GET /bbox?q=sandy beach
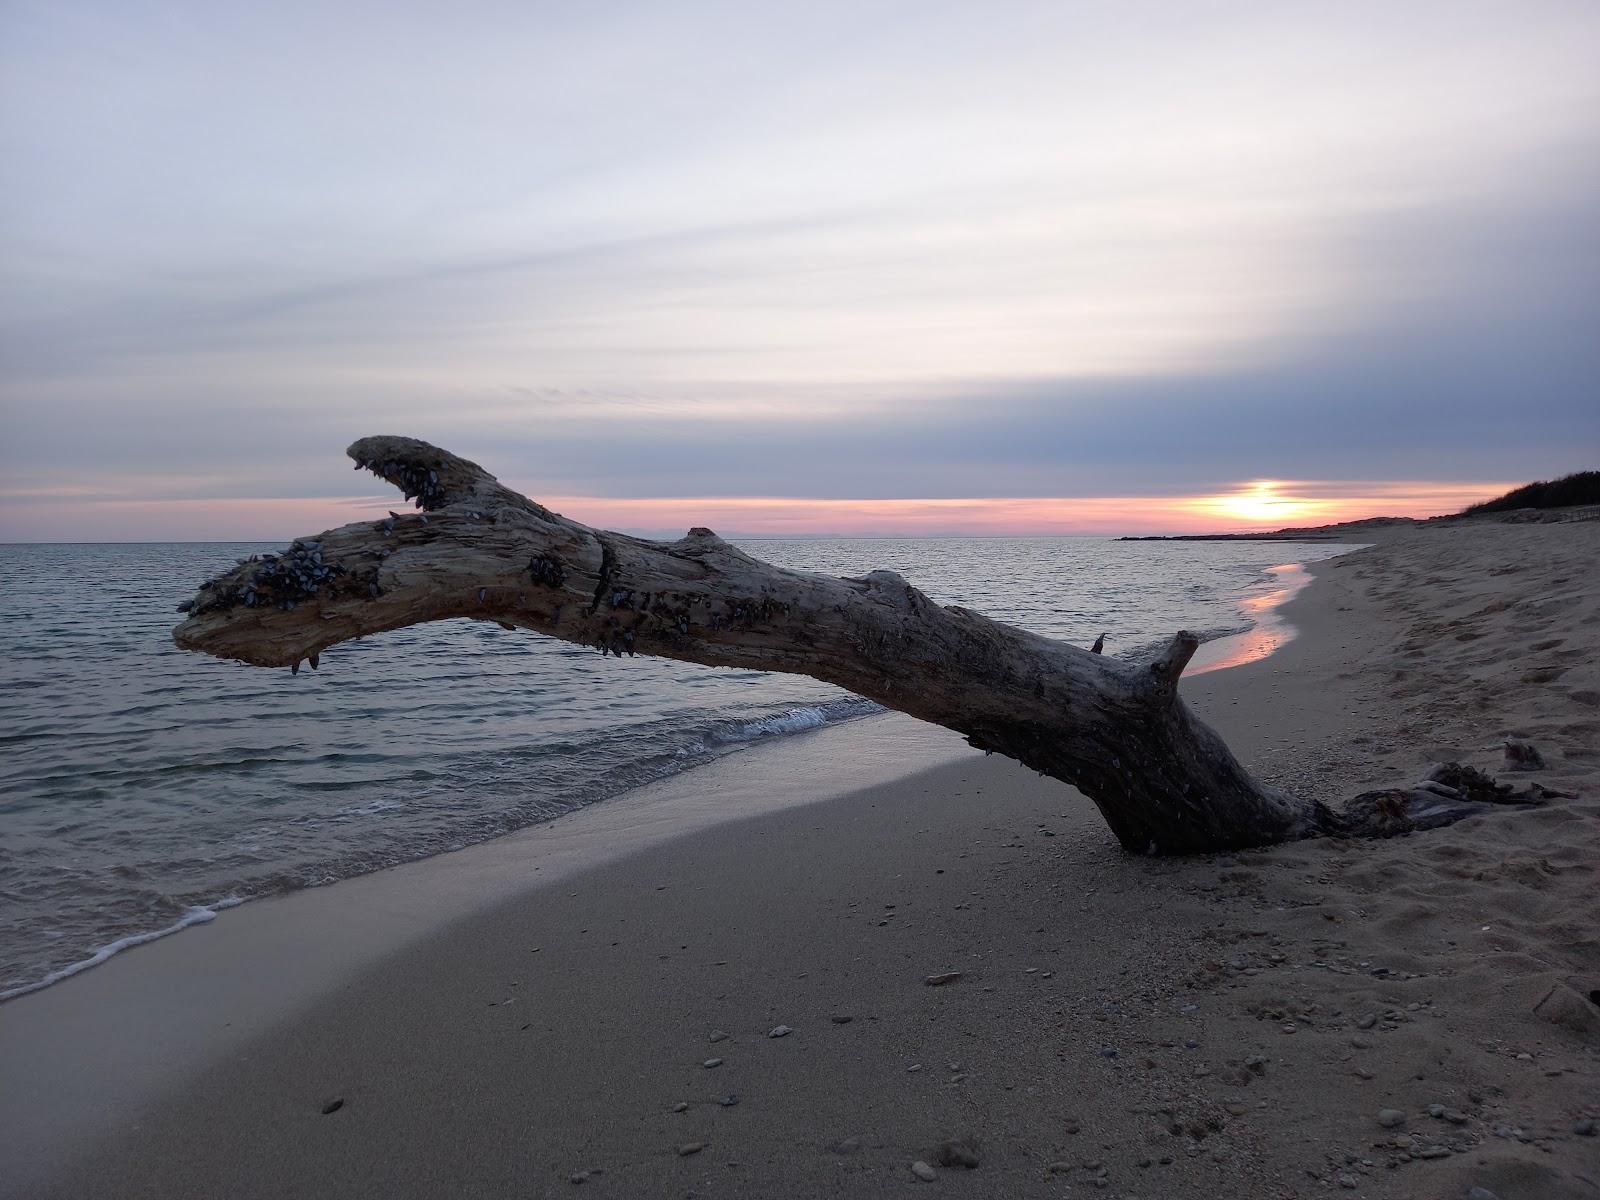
[3,521,1597,1199]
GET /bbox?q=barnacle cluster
[596,628,637,657]
[529,553,567,587]
[354,453,449,511]
[579,587,792,659]
[180,541,349,615]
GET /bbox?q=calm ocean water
[0,537,1356,997]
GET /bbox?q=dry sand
[4,521,1597,1199]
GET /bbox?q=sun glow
[1183,480,1334,527]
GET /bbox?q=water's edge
[0,698,882,1002]
[0,541,1360,1000]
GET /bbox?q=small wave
[0,896,245,1003]
[689,697,882,752]
[711,696,881,741]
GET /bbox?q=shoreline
[0,695,888,1006]
[1188,559,1324,676]
[0,709,978,1192]
[0,544,1361,1191]
[0,548,1332,1007]
[5,523,1596,1198]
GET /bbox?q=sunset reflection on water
[1187,562,1311,676]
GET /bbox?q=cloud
[1,1,1597,539]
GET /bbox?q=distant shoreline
[1117,532,1354,542]
[1120,500,1600,542]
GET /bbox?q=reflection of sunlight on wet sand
[1187,563,1310,676]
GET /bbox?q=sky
[2,0,1597,540]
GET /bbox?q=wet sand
[3,521,1596,1199]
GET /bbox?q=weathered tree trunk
[173,436,1530,854]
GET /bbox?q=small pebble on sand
[768,1025,792,1038]
[703,1058,723,1069]
[910,1160,937,1181]
[1377,1108,1406,1128]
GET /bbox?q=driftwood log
[173,436,1536,854]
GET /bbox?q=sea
[0,537,1358,998]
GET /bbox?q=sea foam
[0,897,244,1002]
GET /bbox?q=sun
[1189,480,1324,527]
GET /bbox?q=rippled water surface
[0,537,1356,994]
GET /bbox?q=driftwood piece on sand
[173,436,1534,855]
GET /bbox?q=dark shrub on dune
[1461,470,1600,515]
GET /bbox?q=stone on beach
[1503,738,1545,770]
[932,1138,981,1169]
